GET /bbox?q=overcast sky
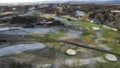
[0,0,116,3]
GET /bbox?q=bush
[9,62,32,68]
[99,40,108,44]
[0,59,32,68]
[23,24,35,28]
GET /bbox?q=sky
[0,0,117,3]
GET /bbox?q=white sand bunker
[105,54,118,61]
[66,49,77,56]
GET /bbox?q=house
[28,7,36,11]
[111,10,120,13]
[75,10,86,17]
[12,7,17,11]
[86,18,100,24]
[92,27,100,31]
[19,10,42,17]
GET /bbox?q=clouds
[0,0,44,3]
[67,0,114,1]
[0,0,118,3]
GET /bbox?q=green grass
[99,30,120,53]
[49,32,66,40]
[1,52,27,58]
[0,23,4,26]
[44,42,63,48]
[59,15,78,22]
[61,61,120,68]
[30,32,50,41]
[42,14,56,18]
[30,32,66,41]
[71,19,101,29]
[82,36,97,46]
[31,32,66,50]
[102,30,120,40]
[95,62,120,68]
[71,18,118,33]
[112,20,120,23]
[105,42,120,53]
[99,39,108,44]
[98,38,120,53]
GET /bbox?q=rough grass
[71,18,101,29]
[44,42,63,49]
[49,32,65,40]
[61,61,120,68]
[31,31,66,41]
[0,23,4,26]
[95,62,120,68]
[42,14,56,18]
[81,34,97,46]
[98,39,108,44]
[105,43,120,53]
[0,58,32,68]
[102,30,120,40]
[100,30,120,53]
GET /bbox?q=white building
[75,10,86,17]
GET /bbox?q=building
[75,10,86,17]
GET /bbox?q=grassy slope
[23,16,120,67]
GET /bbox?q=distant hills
[0,0,120,6]
[67,0,120,4]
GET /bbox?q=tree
[87,12,95,18]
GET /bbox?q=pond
[0,27,56,35]
[0,43,46,57]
